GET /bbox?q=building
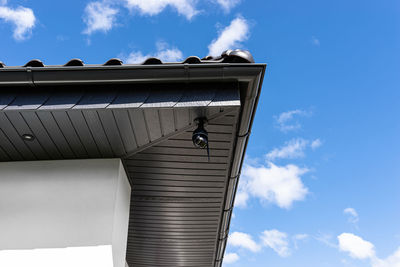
[0,50,266,267]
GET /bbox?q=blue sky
[1,0,400,266]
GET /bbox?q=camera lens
[194,134,208,148]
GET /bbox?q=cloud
[266,138,322,161]
[372,248,400,267]
[311,139,322,150]
[343,207,359,225]
[124,0,198,20]
[215,0,240,12]
[311,36,320,46]
[293,234,308,249]
[239,162,309,209]
[337,233,400,267]
[224,252,239,264]
[83,2,118,35]
[274,109,311,133]
[0,5,35,40]
[225,230,309,261]
[228,232,261,252]
[266,138,308,161]
[208,16,249,57]
[293,234,308,241]
[261,230,290,257]
[315,232,337,248]
[125,42,183,63]
[234,189,249,208]
[338,233,375,260]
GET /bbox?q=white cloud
[266,138,322,161]
[240,162,309,209]
[293,234,308,249]
[261,230,290,257]
[311,138,322,150]
[311,36,320,46]
[215,0,240,12]
[208,16,249,57]
[0,5,35,40]
[83,2,118,35]
[228,232,261,252]
[338,233,375,260]
[125,51,148,64]
[293,234,308,241]
[225,230,310,260]
[274,109,311,133]
[336,233,400,267]
[124,0,198,20]
[224,252,239,264]
[125,42,183,63]
[266,138,308,161]
[234,189,249,208]
[315,232,337,248]
[344,207,359,225]
[372,248,400,267]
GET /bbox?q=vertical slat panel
[206,107,223,118]
[20,112,63,159]
[39,90,84,110]
[5,112,48,160]
[0,93,16,110]
[0,145,10,161]
[107,88,149,109]
[5,92,49,110]
[82,110,114,157]
[158,109,175,136]
[143,109,162,141]
[66,110,100,158]
[175,87,215,107]
[174,108,190,129]
[51,111,88,158]
[36,111,75,158]
[141,88,183,108]
[112,109,138,153]
[0,128,23,160]
[73,90,117,109]
[209,87,240,107]
[190,108,207,124]
[97,110,126,156]
[128,109,149,147]
[0,113,35,160]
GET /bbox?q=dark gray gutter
[0,64,264,86]
[213,64,266,267]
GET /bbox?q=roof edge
[0,64,266,87]
[213,64,266,267]
[0,49,255,68]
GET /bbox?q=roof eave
[0,63,266,87]
[213,64,266,267]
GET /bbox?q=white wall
[0,245,114,267]
[0,159,131,267]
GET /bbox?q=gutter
[213,64,266,267]
[0,63,265,87]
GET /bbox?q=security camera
[192,118,208,149]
